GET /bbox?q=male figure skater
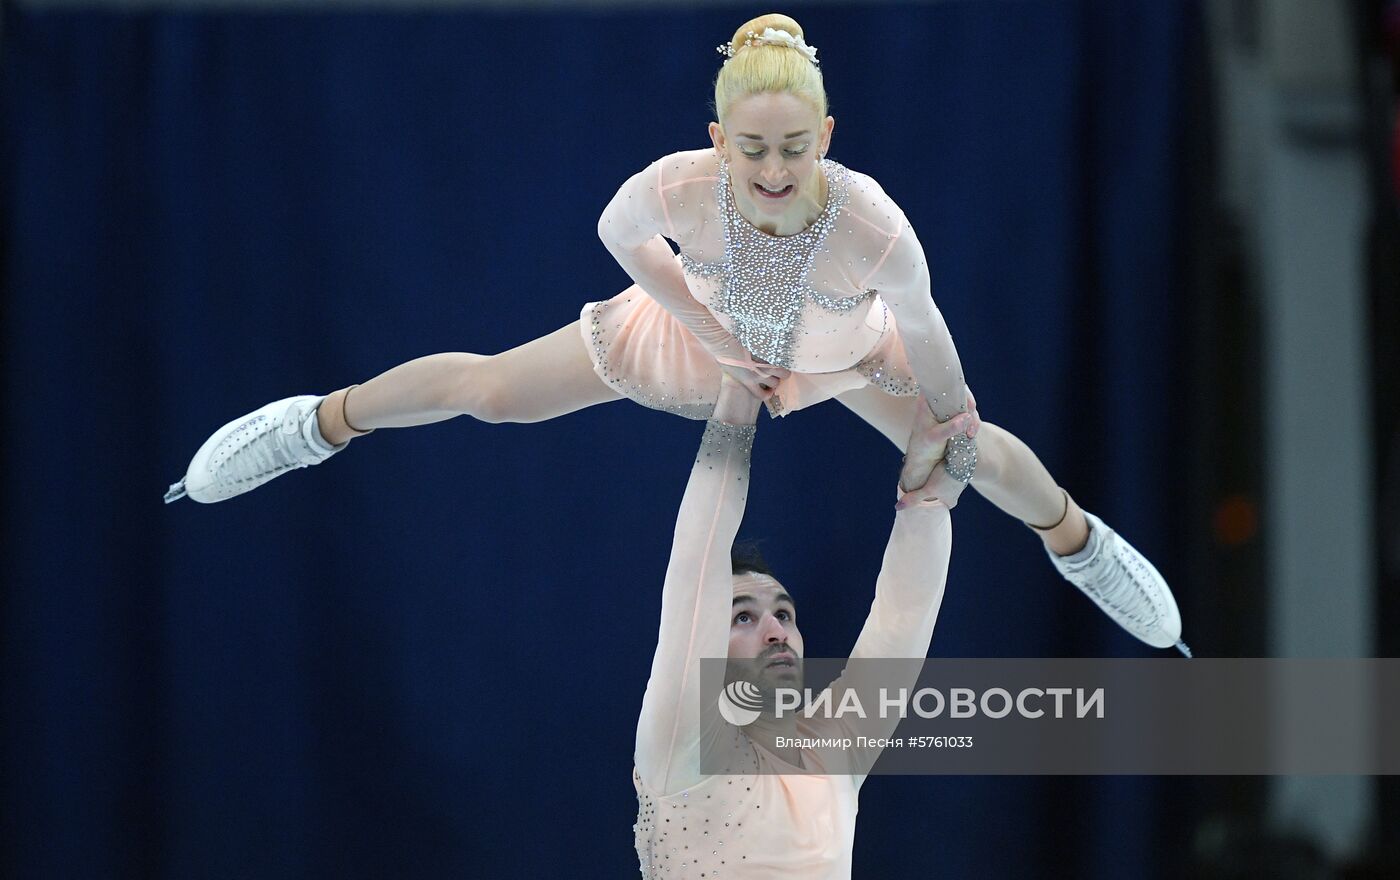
[633,374,967,878]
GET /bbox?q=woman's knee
[435,353,518,424]
[468,361,527,424]
[435,324,617,424]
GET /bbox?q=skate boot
[164,395,345,504]
[1049,511,1190,656]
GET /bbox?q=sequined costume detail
[586,298,717,418]
[710,159,858,368]
[679,252,727,280]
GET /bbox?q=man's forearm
[634,416,757,795]
[851,498,953,661]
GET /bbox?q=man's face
[727,573,804,690]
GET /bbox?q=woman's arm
[598,158,788,399]
[866,216,979,500]
[868,219,971,425]
[634,376,761,795]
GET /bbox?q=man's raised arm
[634,377,761,796]
[850,413,970,663]
[821,416,969,778]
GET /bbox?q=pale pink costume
[586,149,969,421]
[633,421,952,878]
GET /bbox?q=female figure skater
[165,13,1185,653]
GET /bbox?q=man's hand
[897,412,974,509]
[965,386,981,437]
[713,372,764,426]
[716,355,790,402]
[898,389,979,497]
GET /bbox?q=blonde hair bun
[715,12,828,123]
[726,12,805,56]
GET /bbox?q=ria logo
[718,680,764,727]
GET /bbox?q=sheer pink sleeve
[865,211,971,423]
[598,156,744,361]
[849,493,953,661]
[813,492,952,784]
[634,421,754,796]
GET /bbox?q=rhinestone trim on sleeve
[698,420,756,465]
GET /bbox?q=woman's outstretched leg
[317,320,621,444]
[834,385,1184,651]
[834,387,1073,528]
[168,320,619,503]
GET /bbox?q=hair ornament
[715,27,820,65]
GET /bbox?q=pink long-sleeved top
[633,421,953,878]
[597,150,970,421]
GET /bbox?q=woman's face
[709,92,835,224]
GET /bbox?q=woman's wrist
[711,374,762,426]
[943,432,978,483]
[918,394,978,483]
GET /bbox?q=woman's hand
[716,355,790,402]
[712,372,764,426]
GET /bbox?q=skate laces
[1080,538,1160,628]
[224,407,307,485]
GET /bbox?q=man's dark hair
[731,540,777,578]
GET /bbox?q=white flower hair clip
[715,27,820,65]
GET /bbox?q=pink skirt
[579,286,920,420]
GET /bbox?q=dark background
[2,0,1395,877]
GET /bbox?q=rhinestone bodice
[677,157,880,370]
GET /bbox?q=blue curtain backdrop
[1,2,1195,877]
